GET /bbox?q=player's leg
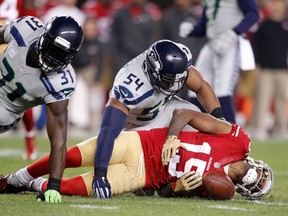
[81,163,146,197]
[35,175,89,196]
[1,132,140,192]
[35,159,146,197]
[34,132,146,197]
[1,138,96,190]
[250,71,273,139]
[34,162,146,197]
[22,109,37,160]
[212,42,239,123]
[81,131,146,196]
[272,70,288,138]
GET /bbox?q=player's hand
[174,171,202,192]
[36,189,62,203]
[162,135,186,166]
[179,21,194,38]
[209,30,238,55]
[92,169,111,199]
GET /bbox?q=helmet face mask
[235,157,274,200]
[145,40,189,96]
[36,16,83,73]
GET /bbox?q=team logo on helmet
[147,49,162,71]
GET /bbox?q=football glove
[208,30,238,55]
[92,168,112,199]
[179,21,194,38]
[162,135,187,166]
[173,171,202,192]
[36,189,62,203]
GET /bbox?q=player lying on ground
[0,109,273,201]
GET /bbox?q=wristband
[47,177,61,192]
[94,167,108,179]
[210,107,224,119]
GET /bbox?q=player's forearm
[196,82,221,114]
[234,0,259,34]
[167,109,191,136]
[48,139,66,181]
[47,130,67,180]
[94,106,127,170]
[46,106,68,183]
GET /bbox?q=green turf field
[0,135,287,216]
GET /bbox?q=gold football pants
[76,131,146,196]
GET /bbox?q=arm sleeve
[233,0,259,34]
[188,8,207,37]
[94,106,127,169]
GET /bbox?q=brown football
[201,171,235,200]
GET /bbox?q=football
[201,171,235,200]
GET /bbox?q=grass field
[0,135,288,216]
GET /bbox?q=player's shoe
[23,137,37,160]
[0,174,27,194]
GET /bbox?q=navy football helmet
[36,16,84,72]
[145,40,189,96]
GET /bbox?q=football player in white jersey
[0,15,83,202]
[92,39,226,198]
[0,0,38,161]
[179,0,259,123]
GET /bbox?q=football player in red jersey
[0,109,273,200]
[0,0,37,160]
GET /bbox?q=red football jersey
[0,0,35,24]
[137,124,251,188]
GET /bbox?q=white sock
[7,167,34,187]
[28,177,46,192]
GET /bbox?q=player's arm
[93,97,129,199]
[234,0,259,34]
[185,66,224,119]
[37,100,69,203]
[162,108,231,165]
[157,171,202,198]
[169,109,231,137]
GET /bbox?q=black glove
[92,168,111,199]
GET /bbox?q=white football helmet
[235,157,274,200]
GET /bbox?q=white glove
[179,22,194,38]
[209,30,238,55]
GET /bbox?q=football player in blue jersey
[0,15,83,202]
[92,39,226,199]
[179,0,259,123]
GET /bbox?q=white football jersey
[110,44,195,127]
[204,0,244,39]
[0,16,76,122]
